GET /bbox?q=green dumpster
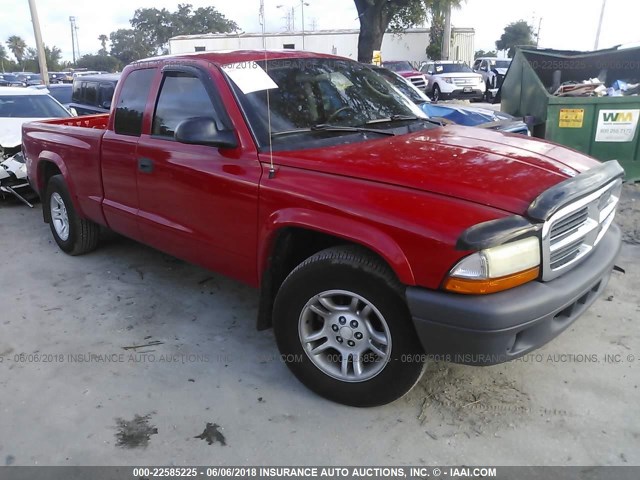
[501,46,640,180]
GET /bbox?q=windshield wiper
[271,123,396,138]
[366,115,445,127]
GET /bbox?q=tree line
[1,36,64,72]
[1,1,535,74]
[1,3,237,73]
[355,1,536,62]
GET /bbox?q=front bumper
[439,88,484,100]
[406,224,622,365]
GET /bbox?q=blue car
[372,66,530,135]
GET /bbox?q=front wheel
[46,175,100,255]
[484,81,492,102]
[273,246,425,407]
[432,84,441,102]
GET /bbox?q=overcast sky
[2,0,639,62]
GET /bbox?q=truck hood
[270,125,599,215]
[396,71,422,78]
[0,117,48,149]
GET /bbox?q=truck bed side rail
[37,114,109,130]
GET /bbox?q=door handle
[138,157,154,173]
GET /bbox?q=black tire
[485,81,492,102]
[45,174,100,255]
[273,246,425,407]
[432,84,441,102]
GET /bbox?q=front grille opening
[554,303,575,320]
[576,292,589,305]
[550,238,584,269]
[550,207,589,242]
[554,287,598,321]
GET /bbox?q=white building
[169,28,475,66]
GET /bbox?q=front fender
[259,207,415,285]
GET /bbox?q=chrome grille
[408,76,426,90]
[542,179,622,281]
[550,237,585,270]
[549,206,589,242]
[454,78,476,85]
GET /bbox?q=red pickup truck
[23,51,623,407]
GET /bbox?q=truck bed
[22,114,109,225]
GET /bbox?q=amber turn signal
[443,267,540,295]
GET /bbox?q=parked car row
[380,57,513,103]
[0,70,112,88]
[372,66,529,135]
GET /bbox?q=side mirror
[175,117,237,149]
[481,66,488,72]
[68,107,78,117]
[427,70,433,75]
[101,100,112,109]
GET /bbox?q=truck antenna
[265,52,276,179]
[261,0,276,179]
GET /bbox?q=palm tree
[6,35,27,66]
[98,34,109,54]
[426,0,464,60]
[0,44,8,72]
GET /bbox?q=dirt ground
[0,184,638,466]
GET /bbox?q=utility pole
[301,0,305,50]
[536,18,543,47]
[69,17,77,63]
[259,0,266,49]
[28,0,49,86]
[594,0,607,50]
[441,3,452,60]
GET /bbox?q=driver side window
[153,72,220,138]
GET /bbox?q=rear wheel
[46,175,100,255]
[273,246,425,407]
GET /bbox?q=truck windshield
[490,60,511,69]
[226,58,429,150]
[382,61,414,72]
[0,95,71,118]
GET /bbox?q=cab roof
[134,49,347,67]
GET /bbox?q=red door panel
[136,138,262,285]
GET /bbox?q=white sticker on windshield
[222,61,279,94]
[329,72,354,91]
[435,65,443,73]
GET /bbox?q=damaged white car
[0,87,72,206]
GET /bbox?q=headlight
[443,236,540,294]
[443,77,453,84]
